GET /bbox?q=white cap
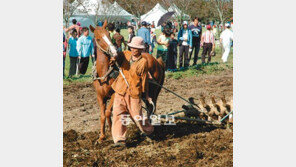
[225,23,231,27]
[183,21,188,25]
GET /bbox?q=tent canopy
[110,1,133,17]
[66,0,135,37]
[74,0,111,15]
[73,0,134,19]
[68,0,135,29]
[167,4,190,20]
[140,3,168,27]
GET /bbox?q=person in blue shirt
[76,27,94,75]
[98,21,103,27]
[137,21,151,53]
[177,21,192,69]
[68,29,79,77]
[188,17,202,66]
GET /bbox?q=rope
[148,80,220,121]
[92,61,114,81]
[148,80,201,110]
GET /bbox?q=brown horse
[89,21,165,143]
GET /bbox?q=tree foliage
[65,0,232,26]
[110,0,232,24]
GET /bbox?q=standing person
[150,28,156,55]
[174,20,179,31]
[137,21,152,53]
[111,37,154,147]
[220,23,233,63]
[76,22,82,37]
[156,29,170,68]
[127,21,131,26]
[127,26,135,43]
[200,25,215,64]
[64,19,81,37]
[76,27,95,75]
[177,21,192,69]
[107,23,116,44]
[151,21,155,28]
[98,21,103,27]
[127,26,135,51]
[113,28,127,52]
[167,33,178,71]
[93,37,98,61]
[68,29,79,77]
[212,25,218,39]
[63,32,66,78]
[188,17,202,66]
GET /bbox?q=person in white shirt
[220,23,233,63]
[200,25,215,64]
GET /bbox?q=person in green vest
[107,23,116,45]
[156,28,171,70]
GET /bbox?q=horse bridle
[92,34,116,82]
[94,35,114,56]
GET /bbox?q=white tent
[66,0,135,36]
[70,0,134,24]
[109,1,134,19]
[167,4,190,20]
[140,3,168,28]
[73,0,111,16]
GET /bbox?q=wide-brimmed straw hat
[127,37,146,49]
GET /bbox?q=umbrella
[157,11,175,27]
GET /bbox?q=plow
[147,80,233,126]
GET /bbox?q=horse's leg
[106,93,114,134]
[97,97,107,143]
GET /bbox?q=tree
[75,0,111,25]
[63,0,84,27]
[161,0,194,24]
[210,0,233,28]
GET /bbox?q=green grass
[63,28,233,85]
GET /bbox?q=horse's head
[90,20,118,57]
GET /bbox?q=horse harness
[92,38,118,82]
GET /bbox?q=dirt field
[63,70,233,166]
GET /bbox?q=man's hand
[92,55,95,58]
[149,45,152,52]
[146,96,153,104]
[78,56,81,59]
[109,57,116,66]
